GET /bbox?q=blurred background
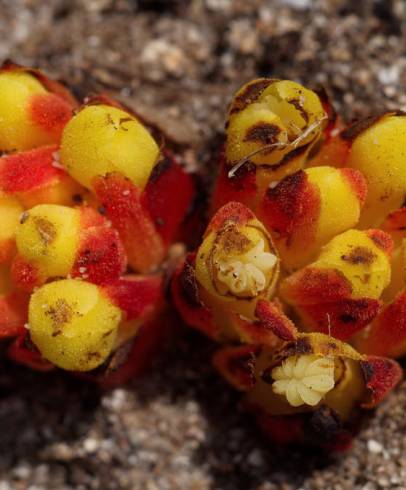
[0,1,405,489]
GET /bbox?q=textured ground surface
[0,1,406,489]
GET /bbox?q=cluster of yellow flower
[0,62,193,385]
[174,78,405,448]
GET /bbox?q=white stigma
[216,239,277,296]
[271,354,335,407]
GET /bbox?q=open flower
[214,238,278,297]
[173,202,280,343]
[214,314,402,446]
[195,203,279,307]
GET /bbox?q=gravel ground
[0,1,405,489]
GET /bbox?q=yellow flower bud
[261,166,367,270]
[280,229,392,339]
[181,203,281,343]
[0,70,73,151]
[29,279,121,371]
[346,114,406,227]
[15,204,80,280]
[0,72,48,150]
[60,104,160,191]
[282,229,392,305]
[307,167,366,259]
[311,229,392,299]
[225,79,326,180]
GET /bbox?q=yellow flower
[60,103,159,191]
[346,113,406,227]
[225,79,326,179]
[29,279,121,371]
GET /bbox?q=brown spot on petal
[341,246,376,265]
[244,123,281,145]
[218,226,251,255]
[33,217,57,246]
[341,111,406,141]
[230,79,275,114]
[289,98,309,123]
[45,299,76,331]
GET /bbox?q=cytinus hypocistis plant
[173,78,406,448]
[0,62,195,387]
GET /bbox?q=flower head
[196,203,279,309]
[225,79,326,178]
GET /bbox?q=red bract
[93,148,194,274]
[356,290,406,358]
[0,145,83,208]
[8,332,54,372]
[103,275,163,321]
[0,292,29,338]
[171,254,220,340]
